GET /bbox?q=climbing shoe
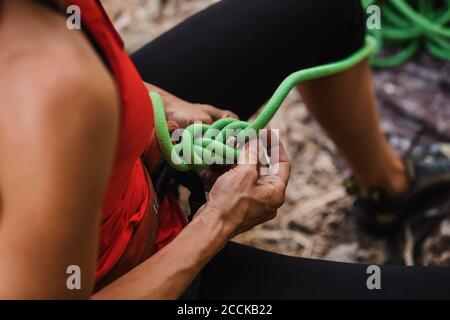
[344,143,450,236]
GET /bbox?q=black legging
[131,0,450,299]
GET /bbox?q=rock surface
[101,0,450,266]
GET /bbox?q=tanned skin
[0,0,290,299]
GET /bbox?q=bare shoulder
[0,0,119,134]
[0,0,120,216]
[0,3,120,298]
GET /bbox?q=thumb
[232,137,259,181]
[238,137,260,167]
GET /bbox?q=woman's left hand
[166,97,239,188]
[165,99,238,129]
[144,82,238,187]
[144,82,238,128]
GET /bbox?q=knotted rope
[150,0,450,171]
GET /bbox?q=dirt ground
[101,0,450,266]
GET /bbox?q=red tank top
[65,0,187,283]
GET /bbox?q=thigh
[191,242,450,299]
[131,0,366,120]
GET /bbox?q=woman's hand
[144,82,239,190]
[144,82,237,128]
[198,134,291,239]
[165,99,238,129]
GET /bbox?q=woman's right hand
[199,133,291,239]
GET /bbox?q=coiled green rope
[150,0,450,171]
[365,0,450,67]
[150,36,377,171]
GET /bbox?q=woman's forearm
[92,207,230,300]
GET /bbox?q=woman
[1,0,449,299]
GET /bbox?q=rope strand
[151,0,450,171]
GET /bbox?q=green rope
[366,0,450,67]
[150,0,450,171]
[150,36,377,171]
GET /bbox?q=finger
[195,114,213,125]
[269,140,290,186]
[255,141,290,209]
[259,129,277,158]
[255,130,272,173]
[235,138,260,180]
[238,137,259,167]
[220,110,239,120]
[203,105,238,121]
[259,130,290,185]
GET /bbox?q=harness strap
[152,160,207,221]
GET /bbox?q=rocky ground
[101,0,450,266]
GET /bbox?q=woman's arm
[92,208,229,299]
[0,1,289,299]
[0,0,121,298]
[1,58,286,300]
[0,30,120,300]
[94,137,290,300]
